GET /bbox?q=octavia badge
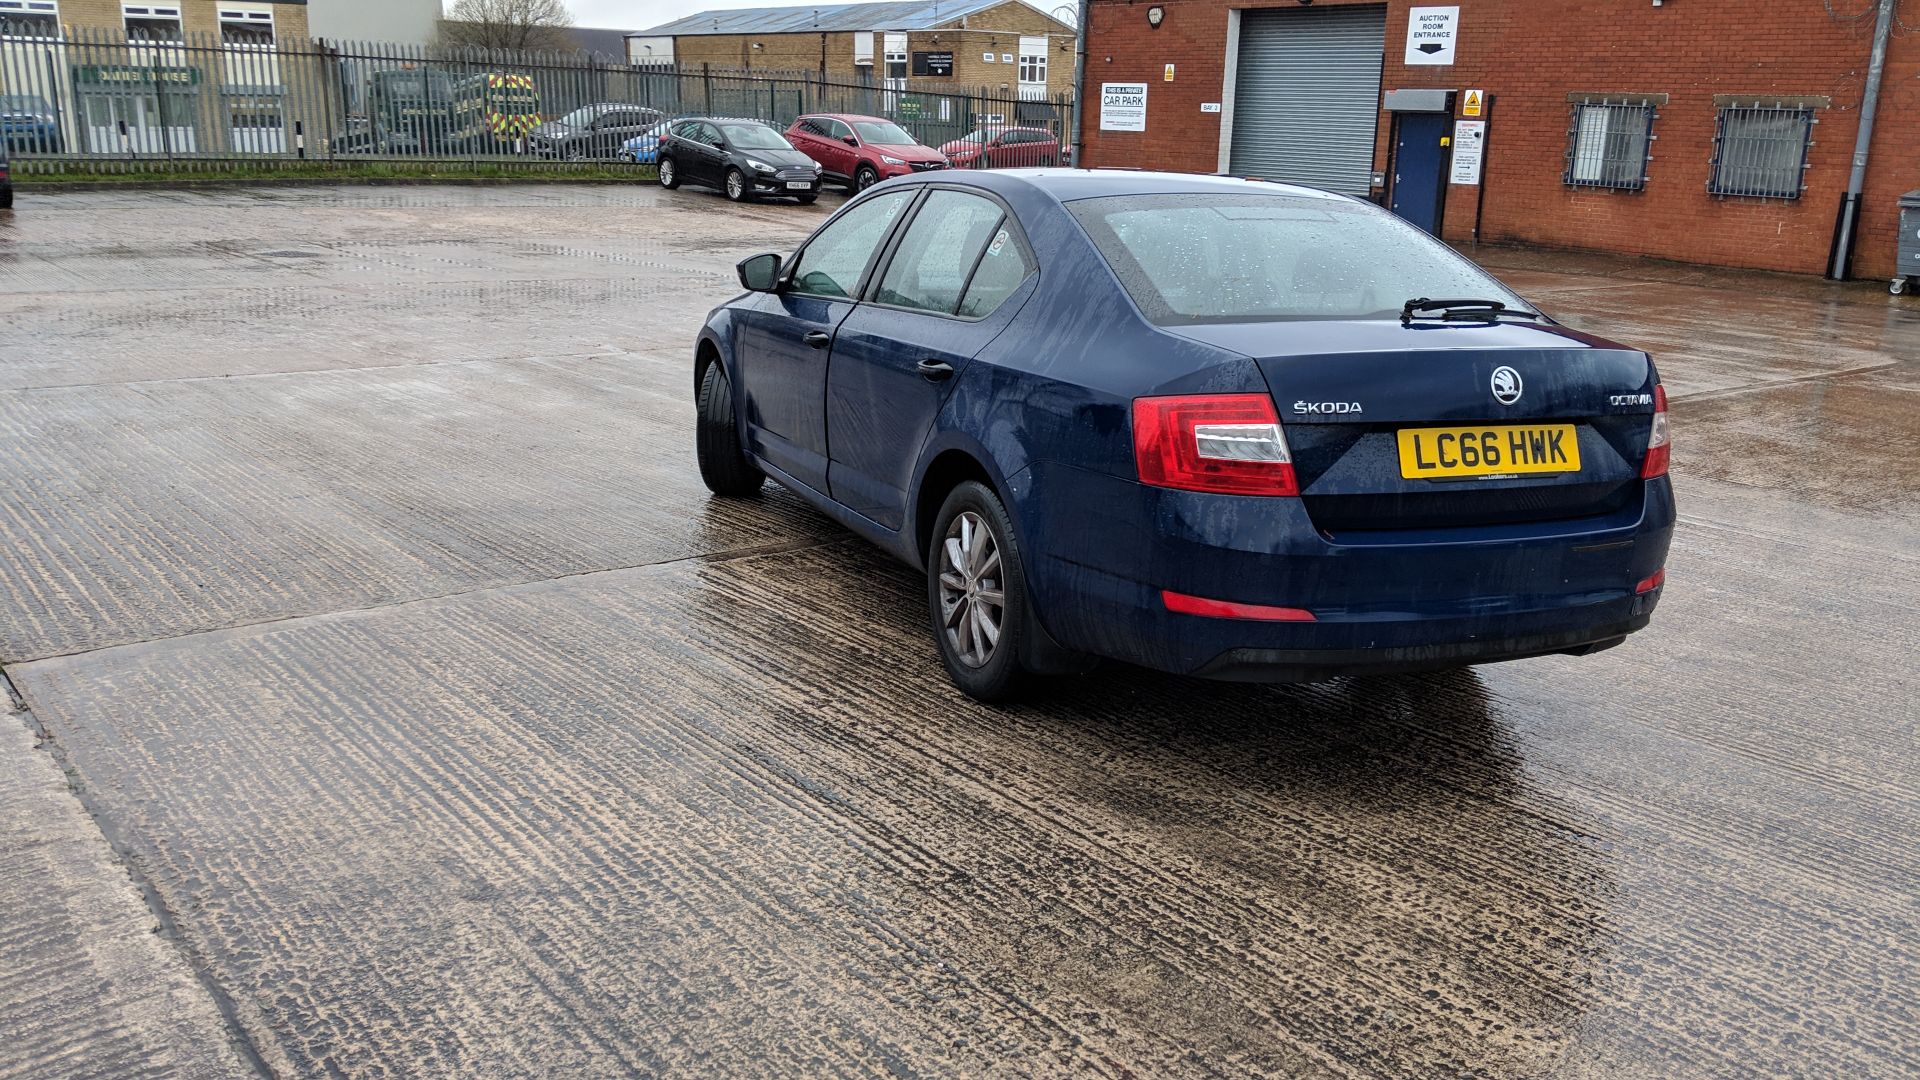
[1490,366,1523,406]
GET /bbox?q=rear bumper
[1010,461,1674,679]
[1190,614,1647,682]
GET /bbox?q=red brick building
[1078,0,1919,282]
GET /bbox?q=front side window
[1709,104,1814,199]
[875,190,1007,315]
[789,190,913,299]
[1565,100,1654,191]
[1069,193,1529,325]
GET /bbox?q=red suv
[784,113,946,192]
[938,127,1062,170]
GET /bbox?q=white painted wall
[626,35,675,66]
[307,0,443,45]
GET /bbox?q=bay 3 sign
[1405,5,1460,66]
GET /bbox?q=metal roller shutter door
[1229,5,1387,196]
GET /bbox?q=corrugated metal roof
[635,0,1015,38]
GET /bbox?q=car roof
[902,168,1349,204]
[797,113,890,124]
[685,115,775,126]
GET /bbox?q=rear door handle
[916,358,954,381]
[803,330,831,349]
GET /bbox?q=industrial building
[1077,0,1918,281]
[631,0,1079,99]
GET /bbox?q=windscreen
[853,121,915,145]
[557,105,604,127]
[1068,193,1532,325]
[719,123,792,149]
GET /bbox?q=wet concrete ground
[0,185,1915,1078]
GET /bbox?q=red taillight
[1162,590,1316,622]
[1635,569,1666,594]
[1641,384,1670,479]
[1132,394,1298,496]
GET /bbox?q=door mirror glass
[737,253,782,292]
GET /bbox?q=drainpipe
[1070,0,1089,165]
[1828,0,1897,280]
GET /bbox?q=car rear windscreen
[1067,193,1530,325]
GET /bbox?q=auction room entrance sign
[1100,83,1148,131]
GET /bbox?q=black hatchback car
[658,117,823,203]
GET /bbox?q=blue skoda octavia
[693,170,1673,700]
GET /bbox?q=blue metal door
[1391,112,1450,235]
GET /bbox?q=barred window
[1710,105,1814,200]
[1565,101,1655,191]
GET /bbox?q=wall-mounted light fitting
[1147,5,1164,28]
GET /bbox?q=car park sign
[1100,83,1148,131]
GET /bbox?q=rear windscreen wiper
[1401,297,1545,325]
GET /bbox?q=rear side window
[1068,192,1528,324]
[789,190,914,299]
[957,228,1033,318]
[875,190,1007,316]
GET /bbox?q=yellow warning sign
[1462,89,1484,117]
[1164,63,1175,82]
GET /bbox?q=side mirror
[841,135,857,146]
[737,253,782,292]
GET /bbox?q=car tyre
[928,481,1030,702]
[0,185,11,211]
[854,164,879,191]
[725,167,751,202]
[695,362,764,497]
[658,156,680,188]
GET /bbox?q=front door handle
[803,330,831,349]
[916,358,954,381]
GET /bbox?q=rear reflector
[1162,589,1316,622]
[1634,569,1666,594]
[1133,394,1298,496]
[1641,384,1671,479]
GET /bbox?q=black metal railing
[0,25,1074,174]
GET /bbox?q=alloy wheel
[659,159,674,185]
[727,171,744,199]
[937,511,1004,669]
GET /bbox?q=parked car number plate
[1397,423,1580,479]
[785,181,812,190]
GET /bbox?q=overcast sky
[554,0,1069,34]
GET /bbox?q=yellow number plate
[1397,424,1580,479]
